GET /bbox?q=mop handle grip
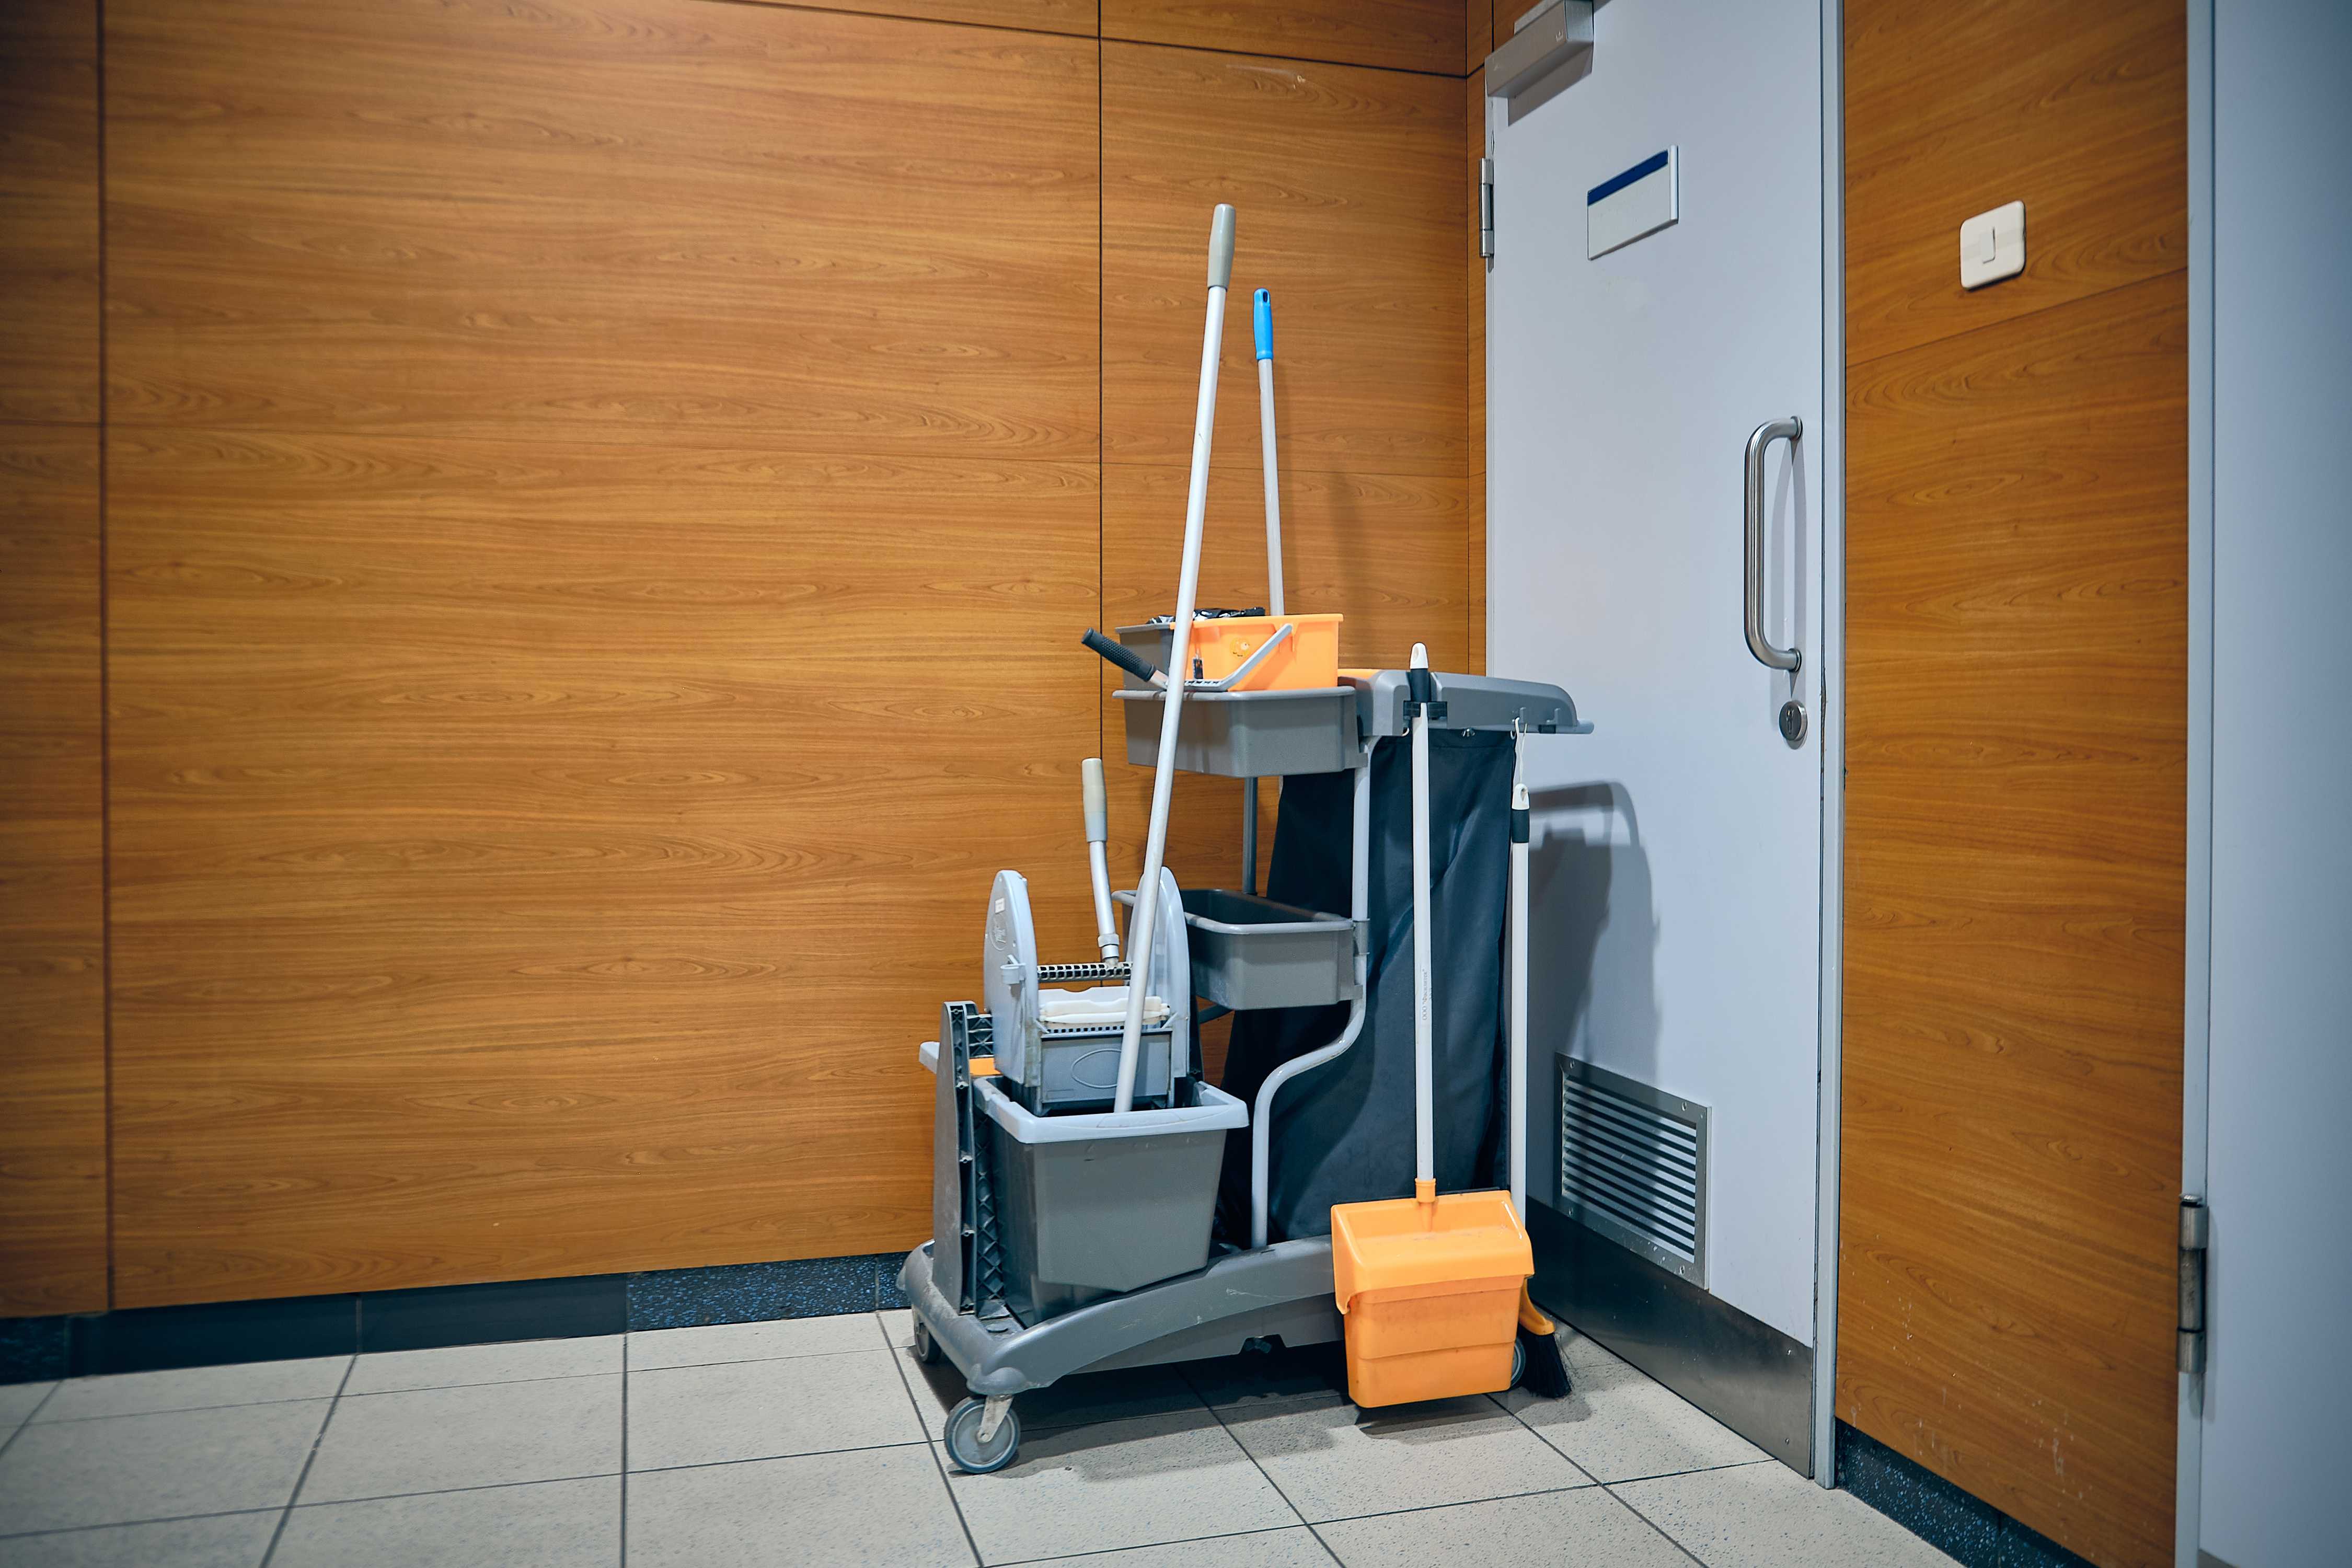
[1081,758,1109,844]
[1081,627,1167,687]
[1207,204,1236,291]
[1253,290,1273,361]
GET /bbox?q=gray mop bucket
[976,1076,1246,1323]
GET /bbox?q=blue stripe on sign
[1587,149,1671,206]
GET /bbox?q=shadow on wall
[1522,780,1663,1223]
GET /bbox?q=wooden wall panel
[1840,274,2187,1568]
[743,0,1098,40]
[1104,42,1467,477]
[1844,0,2185,368]
[100,0,1106,1307]
[1103,0,1463,76]
[0,428,108,1316]
[106,0,1100,460]
[1465,71,1485,672]
[108,436,1100,1305]
[1465,0,1492,73]
[0,0,101,424]
[0,0,1477,1315]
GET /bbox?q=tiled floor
[0,1312,1957,1566]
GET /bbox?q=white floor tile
[627,1314,884,1371]
[1014,1528,1338,1567]
[0,1400,328,1534]
[344,1334,621,1395]
[1317,1487,1690,1567]
[1557,1329,1639,1377]
[273,1474,620,1568]
[35,1358,349,1423]
[628,1443,972,1567]
[0,1382,57,1430]
[1615,1460,1960,1567]
[942,1409,1297,1564]
[629,1348,924,1471]
[1225,1393,1592,1524]
[299,1374,619,1503]
[0,1509,278,1567]
[1498,1357,1768,1483]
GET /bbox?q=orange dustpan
[1329,647,1534,1407]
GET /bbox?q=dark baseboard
[0,1249,913,1382]
[1835,1421,2100,1568]
[1528,1198,1814,1471]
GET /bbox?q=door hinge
[2178,1195,2209,1374]
[1479,157,1496,260]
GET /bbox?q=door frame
[1809,0,1846,1489]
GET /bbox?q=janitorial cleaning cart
[899,204,1587,1472]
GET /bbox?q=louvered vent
[1557,1059,1708,1285]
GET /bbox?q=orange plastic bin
[1185,613,1341,692]
[1329,1187,1534,1407]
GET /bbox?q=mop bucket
[1330,1189,1534,1406]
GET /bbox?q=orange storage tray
[1186,614,1341,692]
[1330,1189,1533,1407]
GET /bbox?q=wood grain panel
[1104,41,1467,477]
[1840,274,2187,1568]
[1465,0,1492,74]
[1103,0,1463,76]
[107,432,1100,1305]
[0,425,108,1315]
[106,0,1099,457]
[0,0,101,423]
[1844,0,2185,368]
[742,0,1097,40]
[1466,70,1485,672]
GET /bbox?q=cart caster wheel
[912,1316,942,1366]
[943,1397,1021,1474]
[1511,1338,1527,1389]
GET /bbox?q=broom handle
[1410,644,1435,1201]
[1509,735,1530,1218]
[1114,203,1235,1114]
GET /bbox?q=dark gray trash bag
[1217,728,1513,1243]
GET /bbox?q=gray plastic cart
[902,664,1582,1473]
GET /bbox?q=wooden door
[1839,4,2188,1565]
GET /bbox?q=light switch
[1959,201,2025,289]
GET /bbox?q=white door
[1486,1,1826,1367]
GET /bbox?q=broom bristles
[1516,1324,1572,1399]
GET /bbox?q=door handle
[1743,416,1803,674]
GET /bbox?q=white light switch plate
[1959,200,2025,289]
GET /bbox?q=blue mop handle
[1252,289,1273,362]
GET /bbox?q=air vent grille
[1558,1058,1708,1285]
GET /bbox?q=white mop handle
[1253,291,1285,619]
[1410,643,1435,1194]
[1082,758,1119,961]
[1114,203,1235,1114]
[1509,739,1530,1219]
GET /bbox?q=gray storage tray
[1117,886,1359,1011]
[1115,686,1356,778]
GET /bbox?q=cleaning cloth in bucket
[1039,987,1170,1029]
